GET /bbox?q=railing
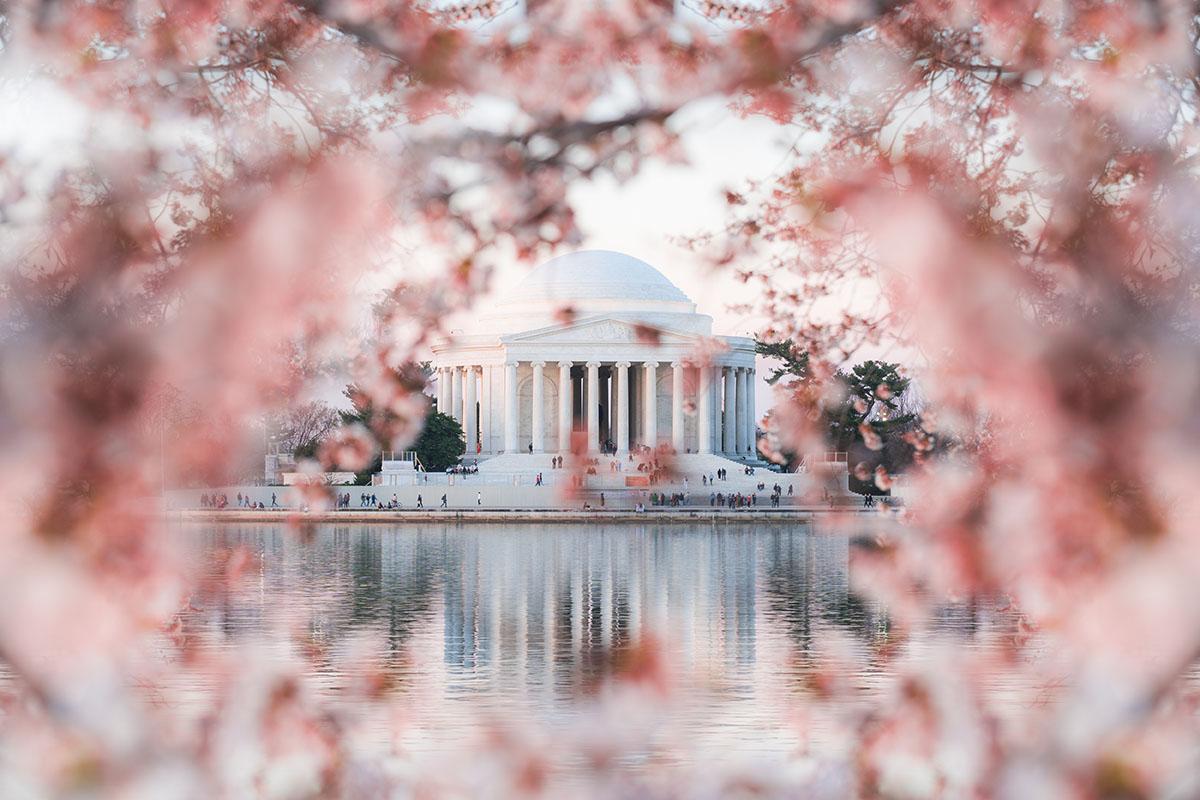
[380,450,424,469]
[791,451,847,474]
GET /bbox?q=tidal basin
[176,521,1015,788]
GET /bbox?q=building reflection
[191,522,882,692]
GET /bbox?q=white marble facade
[431,250,757,458]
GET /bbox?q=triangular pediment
[504,316,698,345]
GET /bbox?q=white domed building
[431,250,762,475]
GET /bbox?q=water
[178,521,1000,787]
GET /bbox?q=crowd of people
[351,492,410,510]
[199,493,229,509]
[194,467,817,512]
[648,491,689,507]
[349,492,455,509]
[201,492,281,509]
[709,491,757,509]
[634,460,668,484]
[767,483,792,507]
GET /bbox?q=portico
[431,250,759,466]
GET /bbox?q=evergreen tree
[754,338,810,386]
[413,411,465,472]
[340,361,436,483]
[827,360,916,451]
[825,361,923,494]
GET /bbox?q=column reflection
[192,522,878,696]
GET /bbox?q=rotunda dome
[499,250,692,307]
[470,249,707,337]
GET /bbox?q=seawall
[171,508,887,524]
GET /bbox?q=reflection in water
[182,522,913,766]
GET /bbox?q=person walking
[440,494,447,509]
[271,492,278,508]
[476,491,482,506]
[417,495,423,509]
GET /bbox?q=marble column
[722,366,736,454]
[465,366,478,456]
[697,364,712,454]
[480,365,493,453]
[451,366,463,424]
[435,367,446,414]
[586,361,600,453]
[735,367,748,456]
[643,361,658,450]
[671,361,685,453]
[558,361,573,453]
[531,361,545,454]
[504,361,518,453]
[710,370,719,453]
[608,371,616,445]
[615,361,630,455]
[746,366,757,456]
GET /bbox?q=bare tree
[269,401,341,457]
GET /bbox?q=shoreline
[171,508,879,524]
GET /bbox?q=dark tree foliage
[824,361,923,494]
[340,362,433,483]
[352,454,382,486]
[340,384,378,484]
[341,362,429,429]
[826,360,916,451]
[755,340,922,484]
[414,411,465,472]
[294,439,320,460]
[754,338,810,385]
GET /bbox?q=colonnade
[434,360,757,459]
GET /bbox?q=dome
[500,250,692,306]
[469,249,708,337]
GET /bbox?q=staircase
[475,452,805,495]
